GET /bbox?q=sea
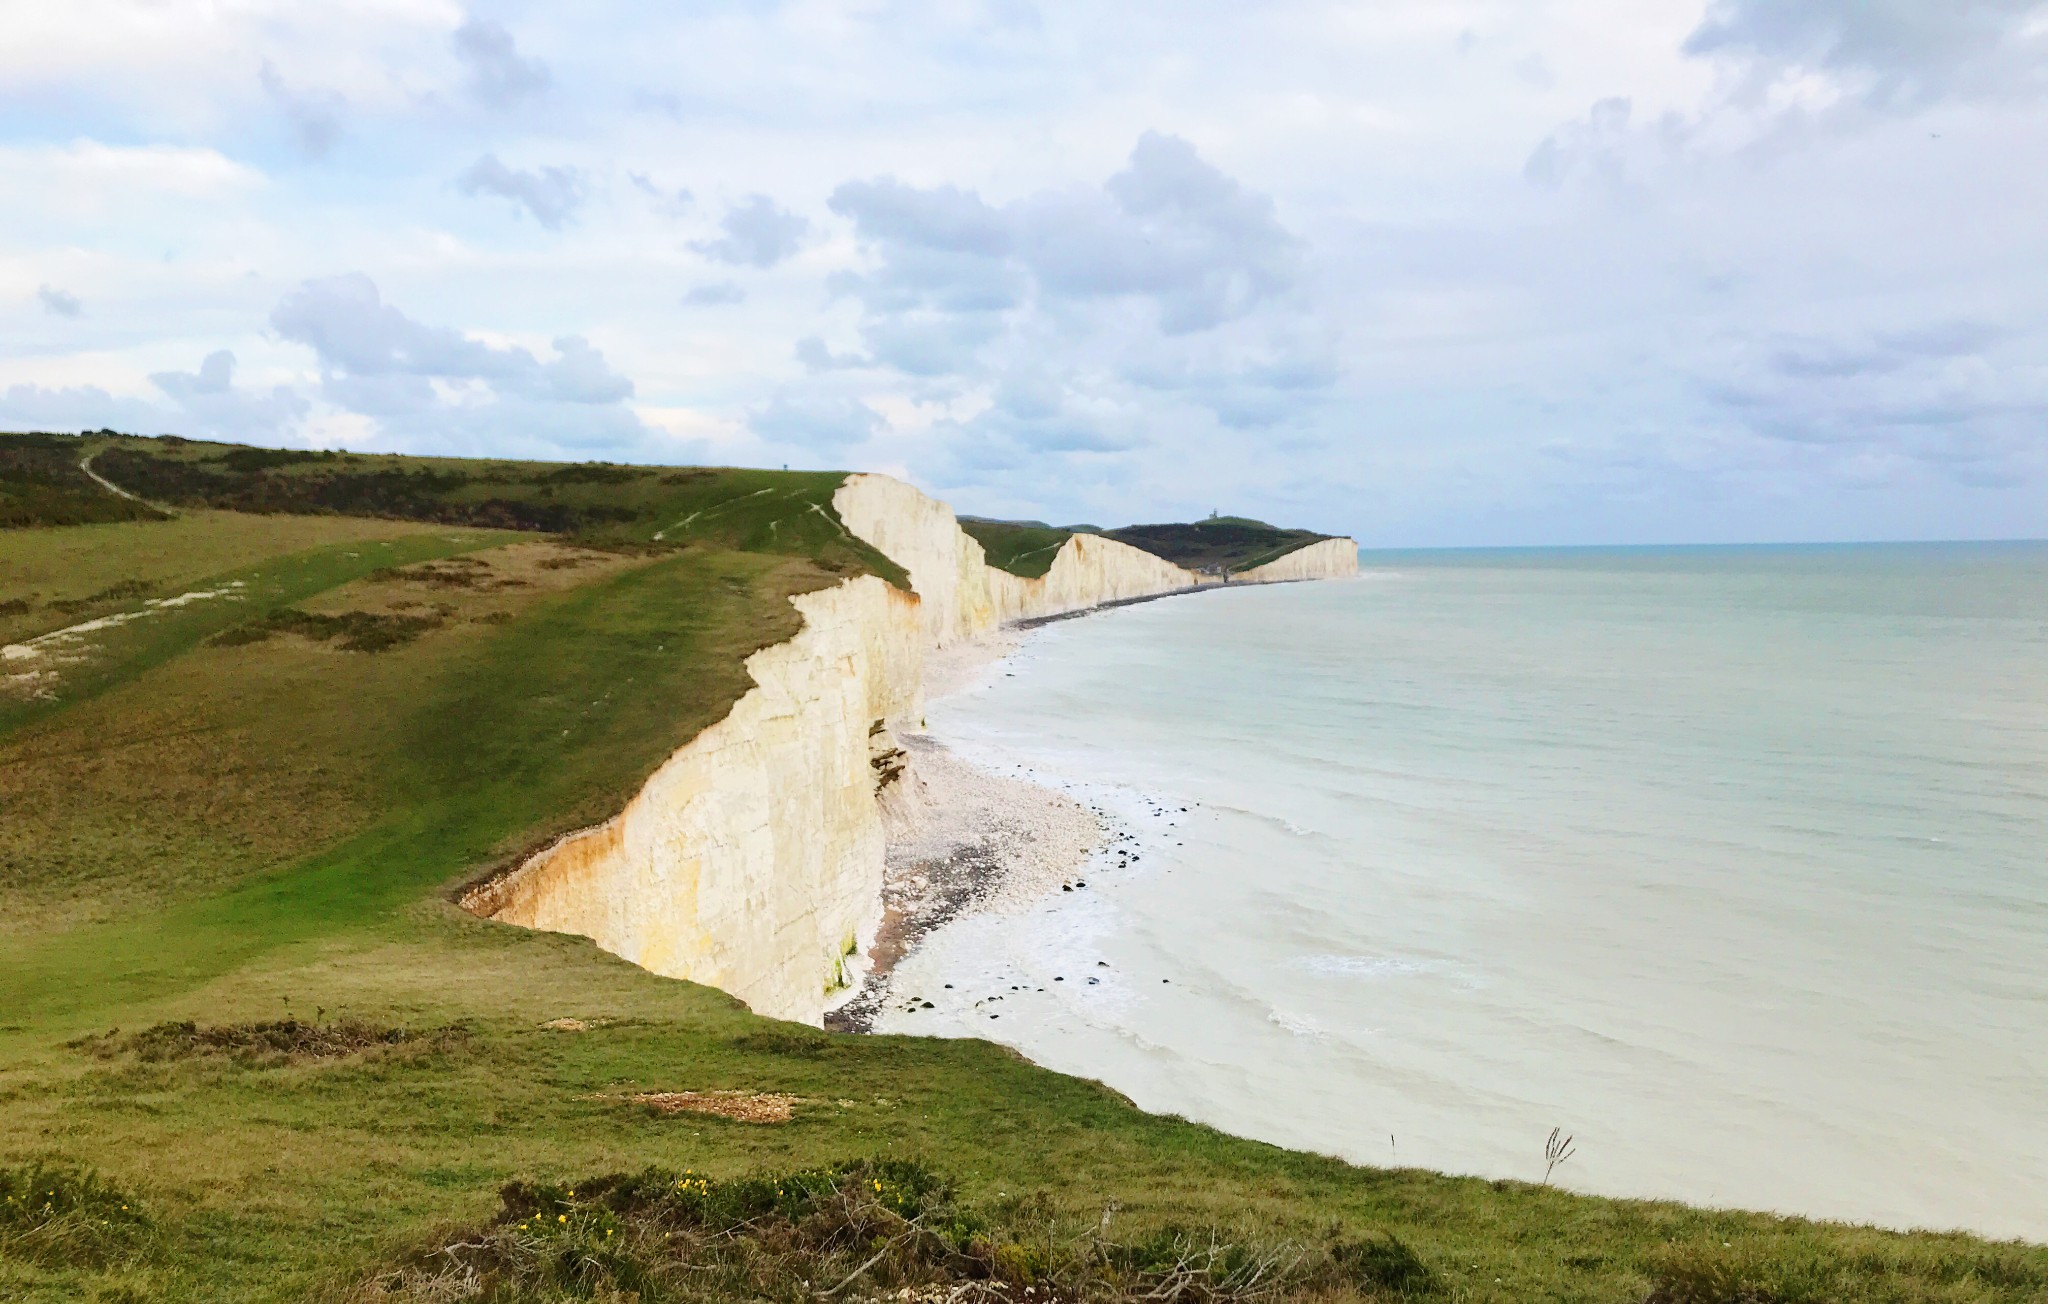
[874,543,2048,1242]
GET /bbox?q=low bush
[91,447,640,534]
[0,433,164,528]
[344,1159,1435,1303]
[208,608,442,653]
[44,578,156,614]
[74,1018,465,1067]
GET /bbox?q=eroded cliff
[468,574,923,1021]
[470,473,1355,1024]
[1234,536,1361,583]
[831,473,1207,646]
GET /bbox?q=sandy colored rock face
[831,473,1208,646]
[1233,536,1361,583]
[472,473,1354,1025]
[472,575,923,1023]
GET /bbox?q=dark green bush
[209,608,441,653]
[349,1159,1442,1303]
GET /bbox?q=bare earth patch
[624,1090,803,1124]
[537,1016,622,1032]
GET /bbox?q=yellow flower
[558,1214,567,1224]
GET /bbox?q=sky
[3,1,2045,545]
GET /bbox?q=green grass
[0,529,517,738]
[959,518,1075,579]
[65,433,907,587]
[0,509,440,646]
[0,438,2039,1301]
[1108,518,1334,575]
[960,512,1340,579]
[0,431,164,529]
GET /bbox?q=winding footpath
[79,451,149,505]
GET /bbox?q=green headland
[1,431,2040,1302]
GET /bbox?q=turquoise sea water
[879,543,2048,1240]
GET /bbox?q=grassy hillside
[2,432,2041,1302]
[1108,516,1334,576]
[958,517,1075,579]
[963,513,1340,579]
[39,431,905,587]
[0,431,165,528]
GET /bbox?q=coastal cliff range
[468,472,1357,1023]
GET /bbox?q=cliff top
[961,512,1344,579]
[1,430,908,586]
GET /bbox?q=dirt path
[79,451,153,506]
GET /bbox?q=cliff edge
[469,473,1356,1023]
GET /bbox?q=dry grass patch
[623,1090,804,1124]
[0,511,448,646]
[299,541,647,632]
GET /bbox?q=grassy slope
[72,432,905,587]
[0,511,459,645]
[1107,517,1334,575]
[1,435,2042,1302]
[0,432,163,529]
[958,518,1074,579]
[962,512,1339,580]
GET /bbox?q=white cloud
[255,274,648,455]
[258,60,346,158]
[37,285,83,317]
[692,196,811,268]
[149,349,310,439]
[683,282,747,306]
[750,393,882,449]
[457,155,587,229]
[451,15,550,110]
[2,0,2044,543]
[0,141,259,219]
[1685,0,2048,106]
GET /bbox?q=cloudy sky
[3,1,2045,544]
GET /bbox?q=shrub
[208,609,441,653]
[347,1158,1435,1303]
[74,1018,464,1066]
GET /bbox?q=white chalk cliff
[469,473,1357,1024]
[1235,536,1361,583]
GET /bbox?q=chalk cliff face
[470,473,1355,1025]
[471,575,923,1022]
[832,473,1205,646]
[1234,536,1360,583]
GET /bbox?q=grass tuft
[0,1161,151,1268]
[729,1030,838,1059]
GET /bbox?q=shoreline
[824,563,2048,1243]
[830,579,1260,1034]
[827,630,1106,1033]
